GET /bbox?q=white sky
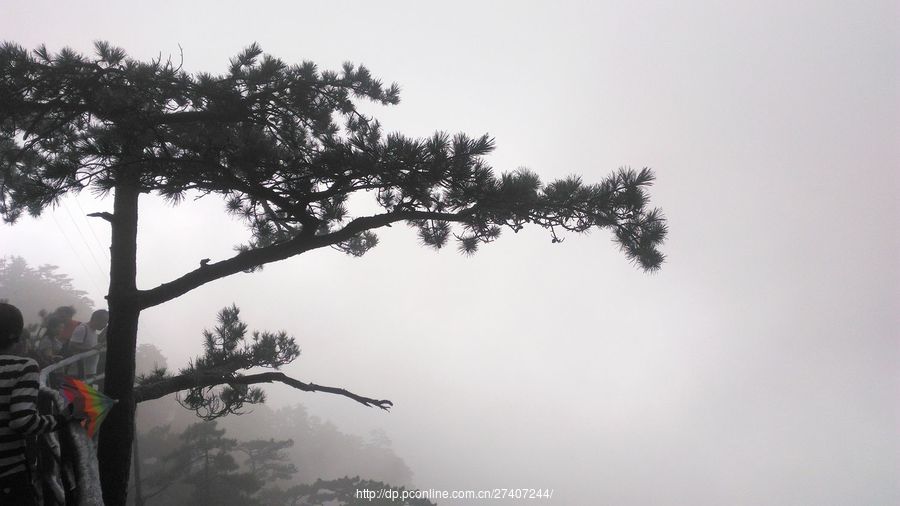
[1,1,898,504]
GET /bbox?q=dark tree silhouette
[135,343,168,377]
[133,305,390,416]
[144,422,261,506]
[135,421,417,506]
[0,41,667,504]
[236,438,297,482]
[0,255,93,324]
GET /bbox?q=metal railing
[38,347,106,386]
[37,348,107,505]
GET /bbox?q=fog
[2,0,898,504]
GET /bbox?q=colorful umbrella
[60,377,117,438]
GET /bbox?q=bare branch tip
[86,211,113,223]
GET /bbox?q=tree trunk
[132,413,145,506]
[97,173,141,505]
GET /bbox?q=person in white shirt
[68,310,108,377]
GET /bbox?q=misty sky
[1,1,898,504]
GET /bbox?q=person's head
[0,303,24,351]
[53,305,77,321]
[45,316,65,339]
[89,309,109,331]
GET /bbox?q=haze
[1,1,897,504]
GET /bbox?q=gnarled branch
[134,371,393,411]
[136,207,477,309]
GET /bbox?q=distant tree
[133,343,172,431]
[136,421,419,506]
[132,425,182,505]
[236,438,297,482]
[0,41,667,504]
[135,343,168,377]
[235,438,297,502]
[144,422,261,506]
[217,403,416,489]
[0,255,93,325]
[129,405,420,506]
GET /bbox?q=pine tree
[0,41,667,504]
[237,438,297,482]
[134,305,341,420]
[151,422,260,506]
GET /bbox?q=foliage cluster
[1,41,665,269]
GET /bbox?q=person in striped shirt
[0,302,79,505]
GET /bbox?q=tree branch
[145,110,246,126]
[136,207,477,309]
[134,371,393,410]
[86,211,114,223]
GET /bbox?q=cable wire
[50,212,106,297]
[72,197,111,263]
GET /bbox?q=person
[36,316,67,367]
[0,302,79,505]
[67,310,108,378]
[52,306,78,344]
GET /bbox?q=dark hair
[53,306,77,319]
[0,303,24,347]
[45,315,65,334]
[90,309,109,324]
